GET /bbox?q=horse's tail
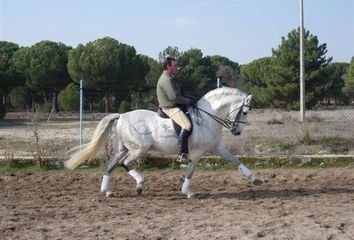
[64,113,120,170]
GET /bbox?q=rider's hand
[189,97,197,106]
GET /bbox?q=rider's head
[164,57,178,75]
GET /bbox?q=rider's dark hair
[163,57,176,69]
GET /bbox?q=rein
[193,103,250,132]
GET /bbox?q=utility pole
[299,0,305,121]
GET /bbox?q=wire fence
[224,108,354,156]
[1,107,354,163]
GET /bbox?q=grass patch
[267,118,283,125]
[0,155,353,172]
[264,137,354,155]
[240,156,354,169]
[303,137,354,154]
[0,162,63,172]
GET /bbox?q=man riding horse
[156,57,196,164]
[65,58,262,198]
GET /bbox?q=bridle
[194,102,251,135]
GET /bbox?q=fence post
[299,0,305,121]
[80,80,83,150]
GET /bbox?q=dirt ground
[1,168,354,240]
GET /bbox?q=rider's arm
[163,78,191,105]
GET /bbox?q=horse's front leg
[181,151,203,198]
[217,145,262,185]
[182,162,197,198]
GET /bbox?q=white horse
[65,87,262,198]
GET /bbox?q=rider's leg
[177,128,191,163]
[162,107,192,164]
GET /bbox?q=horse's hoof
[187,193,194,199]
[184,192,194,199]
[106,191,113,197]
[136,183,144,195]
[252,178,263,185]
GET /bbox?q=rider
[156,57,195,164]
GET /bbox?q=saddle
[157,106,193,136]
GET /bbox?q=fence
[1,107,354,164]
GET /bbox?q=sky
[0,0,353,64]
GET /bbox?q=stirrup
[176,153,191,164]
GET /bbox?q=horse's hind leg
[101,149,128,196]
[102,146,146,196]
[120,149,145,195]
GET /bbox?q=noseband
[195,103,251,135]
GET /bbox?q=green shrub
[58,83,80,111]
[118,100,130,113]
[38,102,53,113]
[9,86,32,110]
[93,98,105,112]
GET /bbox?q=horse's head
[230,94,252,136]
[199,87,252,135]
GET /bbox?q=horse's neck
[198,99,229,118]
[199,89,244,118]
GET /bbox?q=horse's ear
[245,95,252,105]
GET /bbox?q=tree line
[0,28,353,119]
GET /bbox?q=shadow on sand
[193,187,354,200]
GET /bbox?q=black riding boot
[177,129,191,164]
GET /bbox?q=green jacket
[156,71,191,108]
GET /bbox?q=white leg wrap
[129,169,144,184]
[182,178,190,194]
[250,174,258,182]
[238,164,252,178]
[101,175,111,192]
[182,178,193,198]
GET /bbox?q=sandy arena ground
[1,168,354,239]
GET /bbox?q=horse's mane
[200,87,247,103]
